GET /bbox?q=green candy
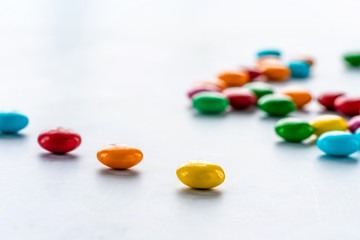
[192,92,229,114]
[258,94,295,116]
[344,53,360,67]
[275,118,314,142]
[244,82,274,99]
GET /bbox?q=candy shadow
[39,152,79,161]
[275,141,314,149]
[177,188,222,199]
[228,107,257,115]
[0,133,27,140]
[98,168,140,178]
[191,111,227,119]
[317,154,358,165]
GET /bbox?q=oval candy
[176,160,225,189]
[317,92,345,110]
[334,96,360,116]
[240,67,261,81]
[257,49,281,58]
[280,86,312,108]
[97,144,143,169]
[38,127,81,154]
[258,94,296,116]
[275,118,314,142]
[0,112,29,133]
[195,80,227,91]
[259,64,290,82]
[292,55,315,67]
[244,82,274,99]
[344,53,360,67]
[223,87,257,110]
[309,115,347,136]
[317,131,359,156]
[348,115,360,133]
[187,85,221,99]
[217,70,250,87]
[288,61,310,78]
[192,92,229,114]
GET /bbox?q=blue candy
[317,131,359,156]
[288,61,310,78]
[0,112,29,133]
[354,128,360,142]
[257,49,281,58]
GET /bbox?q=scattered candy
[240,67,261,81]
[223,87,256,110]
[195,80,227,90]
[187,85,220,99]
[192,92,229,114]
[259,64,290,82]
[344,53,360,67]
[316,131,359,156]
[257,49,281,58]
[0,112,29,134]
[217,70,249,87]
[244,82,274,99]
[309,115,347,136]
[292,55,314,67]
[275,118,314,142]
[279,86,312,108]
[317,92,345,110]
[97,144,143,169]
[258,94,295,116]
[288,61,310,78]
[38,127,81,154]
[348,115,360,133]
[334,96,360,116]
[176,160,225,189]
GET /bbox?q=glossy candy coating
[244,82,274,99]
[223,87,257,110]
[292,55,314,67]
[259,64,290,82]
[317,131,359,156]
[217,70,250,87]
[309,115,347,136]
[257,49,281,58]
[344,53,360,67]
[288,61,310,78]
[176,160,225,189]
[97,144,143,169]
[334,96,360,116]
[275,118,314,142]
[280,86,312,108]
[258,94,296,116]
[192,92,229,114]
[187,85,221,99]
[317,92,345,110]
[348,115,360,133]
[38,127,81,154]
[0,112,29,133]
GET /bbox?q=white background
[1,0,360,239]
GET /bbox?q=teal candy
[289,61,310,78]
[316,131,359,156]
[354,128,360,142]
[257,49,281,58]
[0,112,29,133]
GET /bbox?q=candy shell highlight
[317,131,359,156]
[38,127,81,154]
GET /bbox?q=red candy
[38,127,81,154]
[317,92,345,110]
[223,87,257,110]
[241,67,261,81]
[187,85,221,99]
[334,96,360,116]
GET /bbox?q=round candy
[176,160,225,189]
[192,92,229,114]
[223,87,257,110]
[187,85,220,99]
[317,131,359,156]
[288,61,310,78]
[257,49,281,58]
[240,67,261,81]
[334,96,360,116]
[317,92,345,110]
[348,115,360,133]
[309,115,347,136]
[0,112,29,133]
[244,82,274,99]
[275,118,314,142]
[344,53,360,67]
[97,144,143,169]
[258,94,296,116]
[195,80,227,91]
[291,55,314,67]
[38,127,81,154]
[217,70,249,87]
[259,64,290,82]
[279,86,312,108]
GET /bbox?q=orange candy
[195,80,227,90]
[217,70,249,87]
[259,65,290,82]
[97,144,143,169]
[280,86,312,108]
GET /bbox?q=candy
[217,70,249,87]
[258,94,295,116]
[348,115,360,133]
[259,64,290,82]
[38,127,81,154]
[316,131,359,156]
[257,49,281,58]
[176,160,225,189]
[187,85,220,99]
[317,92,345,110]
[195,80,227,91]
[354,128,360,143]
[0,112,29,133]
[344,53,360,67]
[244,82,274,99]
[223,87,257,110]
[292,55,314,67]
[279,86,312,108]
[192,92,229,114]
[309,115,347,136]
[334,96,360,116]
[288,61,310,78]
[97,144,143,169]
[240,67,261,80]
[275,118,314,142]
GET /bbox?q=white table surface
[1,0,360,239]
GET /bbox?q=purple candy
[348,115,360,133]
[187,86,221,99]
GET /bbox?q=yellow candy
[309,114,347,136]
[176,160,225,189]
